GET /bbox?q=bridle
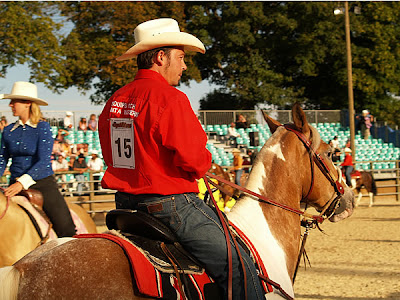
[206,125,345,223]
[283,124,345,219]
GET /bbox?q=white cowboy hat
[2,81,48,106]
[344,147,352,153]
[116,18,205,61]
[90,150,98,155]
[66,111,73,116]
[362,110,369,114]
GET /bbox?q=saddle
[104,209,273,299]
[105,209,222,299]
[106,209,203,273]
[18,189,44,210]
[351,170,362,179]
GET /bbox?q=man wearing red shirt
[99,18,263,299]
[341,147,354,187]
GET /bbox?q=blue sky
[0,64,215,116]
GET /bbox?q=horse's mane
[309,125,322,150]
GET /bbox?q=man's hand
[4,182,23,198]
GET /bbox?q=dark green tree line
[2,2,400,124]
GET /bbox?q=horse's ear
[292,102,310,135]
[262,110,282,134]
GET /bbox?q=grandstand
[50,126,102,156]
[203,122,400,171]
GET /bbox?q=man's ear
[154,50,166,66]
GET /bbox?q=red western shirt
[341,154,353,167]
[99,69,211,195]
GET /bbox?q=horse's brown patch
[15,239,149,299]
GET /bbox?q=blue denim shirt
[0,120,54,181]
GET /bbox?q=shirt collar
[134,69,170,86]
[10,119,38,132]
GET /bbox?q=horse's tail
[0,266,20,300]
[370,173,377,195]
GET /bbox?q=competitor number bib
[110,118,135,169]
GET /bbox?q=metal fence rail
[198,109,343,126]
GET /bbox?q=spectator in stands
[68,155,76,171]
[0,116,8,132]
[88,114,98,131]
[77,143,89,156]
[52,139,63,157]
[62,141,74,157]
[87,150,104,190]
[0,81,75,237]
[235,114,248,129]
[73,153,88,195]
[232,148,244,185]
[242,154,251,173]
[328,140,341,162]
[78,117,88,132]
[55,128,69,143]
[52,153,69,192]
[341,147,354,187]
[64,111,74,131]
[331,136,340,150]
[227,122,240,146]
[358,110,374,140]
[247,149,256,165]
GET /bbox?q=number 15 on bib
[110,118,135,169]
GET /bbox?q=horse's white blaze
[229,158,294,299]
[266,143,286,161]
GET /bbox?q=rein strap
[205,172,324,224]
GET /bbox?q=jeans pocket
[138,196,182,232]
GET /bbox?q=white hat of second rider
[2,81,48,106]
[116,18,205,61]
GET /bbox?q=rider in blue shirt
[0,82,76,237]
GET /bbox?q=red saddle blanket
[76,232,214,299]
[351,170,361,178]
[76,229,273,299]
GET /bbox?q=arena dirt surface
[96,195,400,300]
[294,195,400,300]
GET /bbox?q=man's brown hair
[137,47,173,69]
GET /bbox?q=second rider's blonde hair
[29,102,44,125]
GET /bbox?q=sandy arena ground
[95,195,400,300]
[294,195,400,300]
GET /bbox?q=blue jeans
[115,192,264,300]
[343,166,354,187]
[235,169,243,186]
[75,174,87,195]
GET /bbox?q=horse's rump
[15,238,137,299]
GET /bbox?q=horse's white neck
[228,136,301,298]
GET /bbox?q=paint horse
[0,103,354,299]
[0,192,97,267]
[352,170,377,207]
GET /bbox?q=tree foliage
[2,2,400,124]
[57,1,203,104]
[0,2,61,81]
